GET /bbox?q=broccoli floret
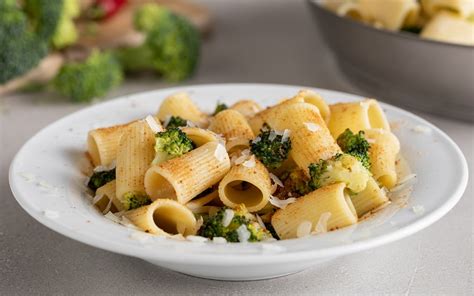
[87,168,116,192]
[122,192,151,210]
[117,4,200,81]
[0,0,48,83]
[198,206,272,242]
[52,50,123,102]
[164,116,187,129]
[213,102,228,115]
[308,153,370,193]
[250,124,291,170]
[276,169,312,198]
[24,0,79,49]
[336,128,371,170]
[153,128,194,164]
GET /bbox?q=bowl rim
[8,83,469,265]
[307,0,474,50]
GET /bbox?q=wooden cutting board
[77,0,213,49]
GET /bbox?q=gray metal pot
[308,1,474,121]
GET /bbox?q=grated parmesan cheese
[222,209,234,227]
[43,210,59,219]
[412,205,425,215]
[186,120,196,128]
[312,212,332,234]
[411,125,432,134]
[269,173,284,187]
[268,130,277,141]
[366,138,376,144]
[214,143,228,162]
[242,155,256,168]
[213,237,227,244]
[237,225,251,242]
[104,211,121,223]
[296,221,312,238]
[255,214,266,229]
[19,172,36,182]
[129,231,150,243]
[252,136,261,144]
[145,115,163,133]
[269,195,296,209]
[303,122,321,132]
[93,160,116,172]
[186,235,209,243]
[281,129,291,142]
[163,115,172,128]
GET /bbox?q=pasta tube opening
[224,181,265,207]
[366,100,390,131]
[144,167,177,200]
[181,127,219,147]
[218,159,272,212]
[123,199,197,236]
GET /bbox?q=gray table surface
[1,1,472,295]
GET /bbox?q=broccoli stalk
[308,153,370,193]
[198,206,272,242]
[250,124,292,170]
[52,50,123,102]
[153,128,194,165]
[87,168,116,192]
[164,116,187,129]
[336,128,371,170]
[116,3,201,81]
[212,102,228,115]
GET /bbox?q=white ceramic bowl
[9,84,468,281]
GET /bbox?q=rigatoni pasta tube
[123,199,197,236]
[115,121,155,209]
[285,89,331,123]
[266,102,341,174]
[94,180,117,213]
[87,122,132,167]
[145,142,231,204]
[364,129,401,189]
[248,90,329,133]
[181,127,220,147]
[328,99,390,138]
[218,158,271,212]
[421,0,474,17]
[230,99,262,118]
[156,92,206,125]
[351,177,389,217]
[358,0,420,30]
[421,11,474,46]
[208,109,255,153]
[271,182,358,239]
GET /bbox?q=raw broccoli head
[122,192,152,210]
[336,128,371,170]
[308,153,370,193]
[213,102,228,115]
[0,0,48,83]
[52,50,123,102]
[87,168,116,192]
[153,128,194,164]
[117,4,200,81]
[24,0,80,49]
[164,116,187,129]
[250,124,292,170]
[198,206,272,242]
